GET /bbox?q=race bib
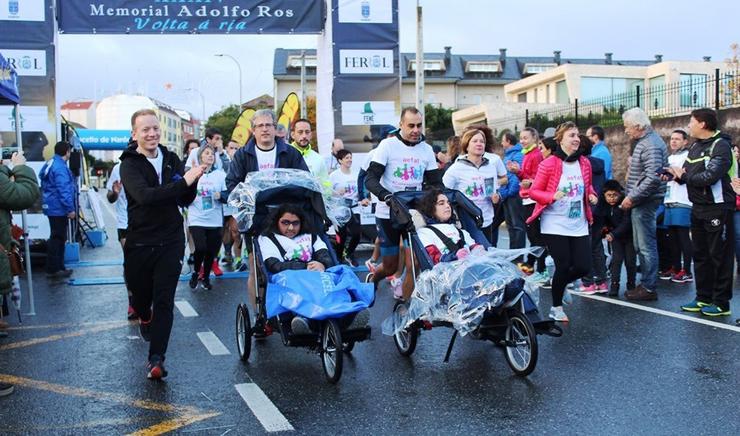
[568,200,582,219]
[202,195,214,211]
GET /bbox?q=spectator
[0,149,40,397]
[497,132,527,251]
[587,125,613,180]
[543,127,556,139]
[39,141,76,281]
[620,108,668,301]
[290,118,328,181]
[600,180,636,297]
[121,108,205,380]
[661,129,693,283]
[325,138,344,174]
[443,135,461,171]
[106,159,136,319]
[221,140,243,270]
[528,122,597,321]
[578,134,608,294]
[181,138,199,173]
[329,149,367,267]
[668,108,734,317]
[515,127,544,275]
[186,128,224,171]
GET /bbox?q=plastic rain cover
[227,168,351,231]
[382,246,545,337]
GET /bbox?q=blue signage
[0,53,20,104]
[58,0,325,35]
[77,129,131,150]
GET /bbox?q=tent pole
[15,104,35,315]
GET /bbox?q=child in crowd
[601,180,636,296]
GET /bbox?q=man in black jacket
[668,108,735,317]
[225,109,308,336]
[121,109,205,380]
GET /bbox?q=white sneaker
[390,277,403,299]
[549,306,569,322]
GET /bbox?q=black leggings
[543,234,591,306]
[668,226,692,271]
[524,203,547,272]
[337,214,361,258]
[190,226,224,277]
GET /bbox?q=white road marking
[175,300,199,317]
[572,292,740,333]
[196,331,231,355]
[235,383,294,432]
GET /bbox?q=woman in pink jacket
[527,122,598,322]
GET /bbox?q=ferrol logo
[1,50,46,77]
[339,49,393,74]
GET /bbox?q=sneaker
[147,355,168,380]
[189,273,199,290]
[253,317,268,339]
[127,305,138,320]
[700,304,731,317]
[365,259,378,274]
[202,277,212,291]
[659,267,674,280]
[233,256,243,270]
[347,308,370,330]
[578,283,596,294]
[238,261,248,272]
[344,254,359,268]
[608,283,620,297]
[139,317,152,342]
[625,285,658,301]
[211,260,223,277]
[680,299,709,312]
[548,306,569,322]
[221,254,233,265]
[390,277,403,299]
[594,283,609,294]
[562,289,573,305]
[671,269,693,283]
[516,262,534,275]
[541,279,552,290]
[290,316,311,335]
[0,382,14,397]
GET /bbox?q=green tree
[205,104,241,141]
[423,104,454,142]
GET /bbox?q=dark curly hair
[265,203,313,236]
[418,189,453,223]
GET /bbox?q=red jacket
[526,155,596,225]
[519,145,543,199]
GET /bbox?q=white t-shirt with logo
[188,169,227,228]
[259,232,328,263]
[256,146,277,171]
[329,169,359,210]
[540,161,588,237]
[106,163,128,230]
[417,223,475,256]
[665,150,692,206]
[146,150,163,184]
[443,155,506,227]
[371,136,437,219]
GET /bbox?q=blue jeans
[631,198,661,291]
[734,211,740,269]
[502,196,526,249]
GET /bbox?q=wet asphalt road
[0,204,738,434]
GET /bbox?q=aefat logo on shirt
[0,0,45,21]
[0,49,46,76]
[339,49,393,75]
[337,0,392,24]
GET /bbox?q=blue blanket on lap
[266,265,374,320]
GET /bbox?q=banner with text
[331,0,399,151]
[58,0,325,34]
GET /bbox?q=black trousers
[190,226,223,277]
[524,203,547,272]
[657,227,672,272]
[124,243,183,360]
[582,226,608,285]
[337,214,361,258]
[668,226,692,271]
[610,238,637,289]
[543,234,591,307]
[691,208,734,309]
[46,216,68,273]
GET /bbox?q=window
[680,73,707,107]
[580,77,642,102]
[523,63,557,75]
[648,75,665,109]
[287,55,318,68]
[556,80,568,104]
[408,60,445,71]
[517,93,527,103]
[464,61,501,73]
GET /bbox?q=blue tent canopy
[0,52,20,105]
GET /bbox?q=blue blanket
[266,265,374,320]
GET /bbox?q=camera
[1,149,15,160]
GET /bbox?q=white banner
[339,49,393,74]
[338,0,392,24]
[0,106,51,132]
[0,0,45,21]
[0,49,46,76]
[341,101,396,126]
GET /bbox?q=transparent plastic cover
[382,246,545,337]
[228,168,351,231]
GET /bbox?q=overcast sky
[57,0,740,120]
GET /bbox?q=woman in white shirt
[187,145,227,290]
[443,127,507,245]
[328,149,369,267]
[662,129,693,283]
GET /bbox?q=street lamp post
[215,53,243,107]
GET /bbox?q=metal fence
[488,68,740,135]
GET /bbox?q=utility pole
[300,50,307,118]
[415,2,424,125]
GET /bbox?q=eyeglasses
[254,123,276,130]
[279,219,301,227]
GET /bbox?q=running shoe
[232,256,243,270]
[211,260,223,277]
[202,277,212,291]
[700,304,731,317]
[671,269,693,283]
[548,306,569,322]
[680,299,709,312]
[390,276,403,300]
[221,255,233,265]
[578,283,597,294]
[127,305,138,320]
[188,273,198,290]
[594,283,609,294]
[290,316,311,335]
[147,355,168,380]
[541,279,552,290]
[659,267,675,280]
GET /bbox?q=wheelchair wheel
[321,319,344,383]
[392,301,418,357]
[364,272,374,283]
[342,341,355,353]
[504,309,538,376]
[236,304,252,362]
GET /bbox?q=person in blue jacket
[496,132,526,249]
[39,141,76,280]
